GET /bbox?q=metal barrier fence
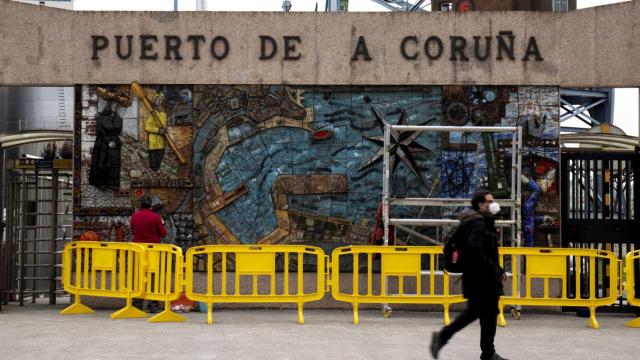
[330,246,465,324]
[139,244,186,323]
[60,241,147,319]
[184,245,326,325]
[625,250,640,327]
[60,242,639,328]
[497,247,619,329]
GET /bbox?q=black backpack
[443,224,467,273]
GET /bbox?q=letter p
[91,35,109,60]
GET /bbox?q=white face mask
[489,202,501,215]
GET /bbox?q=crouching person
[130,195,167,313]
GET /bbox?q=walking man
[430,190,508,360]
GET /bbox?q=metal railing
[498,247,619,329]
[625,250,640,327]
[138,243,186,323]
[59,242,639,328]
[60,241,147,319]
[184,245,326,324]
[330,245,465,324]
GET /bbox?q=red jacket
[130,209,167,243]
[371,202,395,245]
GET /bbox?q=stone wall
[0,0,639,86]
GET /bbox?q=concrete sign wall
[0,0,638,86]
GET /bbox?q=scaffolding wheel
[510,307,521,320]
[382,305,392,318]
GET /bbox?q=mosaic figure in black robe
[89,101,122,188]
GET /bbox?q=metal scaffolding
[381,124,523,247]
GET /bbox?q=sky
[29,0,638,136]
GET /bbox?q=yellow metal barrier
[60,241,147,319]
[625,250,640,328]
[497,247,619,329]
[184,245,326,325]
[330,246,465,325]
[138,243,186,323]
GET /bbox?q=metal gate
[2,167,73,305]
[561,151,639,252]
[561,150,640,309]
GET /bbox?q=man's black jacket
[458,208,504,300]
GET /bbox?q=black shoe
[430,332,444,359]
[482,353,509,360]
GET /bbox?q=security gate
[561,150,640,310]
[2,167,73,305]
[561,151,639,252]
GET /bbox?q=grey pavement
[0,302,638,360]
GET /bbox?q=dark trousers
[440,296,499,359]
[149,148,165,171]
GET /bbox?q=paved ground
[0,302,638,360]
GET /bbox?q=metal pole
[0,148,4,311]
[0,148,4,227]
[0,219,2,310]
[381,121,392,317]
[49,169,58,304]
[515,125,524,315]
[390,198,516,206]
[511,130,517,247]
[389,125,518,133]
[32,170,38,303]
[4,176,15,306]
[382,124,391,246]
[19,169,26,306]
[389,219,517,226]
[516,126,523,247]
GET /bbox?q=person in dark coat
[430,189,509,360]
[89,101,122,189]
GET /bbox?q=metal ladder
[56,87,72,130]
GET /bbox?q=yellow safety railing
[497,247,619,329]
[138,243,186,323]
[330,246,466,325]
[60,241,147,319]
[625,250,640,328]
[184,245,326,325]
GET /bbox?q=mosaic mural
[440,86,560,247]
[74,84,560,255]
